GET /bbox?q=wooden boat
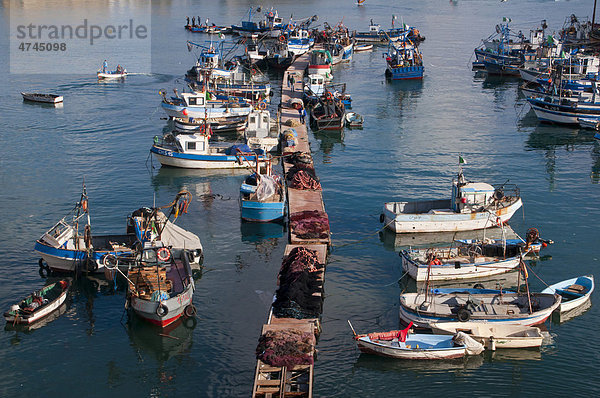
[351,321,483,360]
[310,91,345,131]
[173,115,247,133]
[384,41,424,80]
[400,290,561,328]
[240,164,286,222]
[160,89,252,120]
[308,49,333,81]
[4,280,70,325]
[35,188,203,273]
[151,131,267,169]
[21,92,63,103]
[541,275,594,314]
[400,239,534,282]
[126,246,196,328]
[578,117,600,130]
[430,322,544,350]
[344,112,363,128]
[244,108,280,153]
[381,167,523,233]
[354,44,373,52]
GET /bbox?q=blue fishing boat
[541,275,594,314]
[151,130,267,169]
[240,161,285,222]
[231,7,285,38]
[383,41,424,80]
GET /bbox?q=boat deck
[252,49,330,398]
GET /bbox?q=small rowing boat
[345,112,364,128]
[21,92,63,103]
[541,275,594,315]
[354,44,373,52]
[4,280,70,325]
[430,322,544,350]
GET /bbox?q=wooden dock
[252,50,330,398]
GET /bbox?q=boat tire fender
[156,303,169,317]
[457,307,471,322]
[473,283,485,289]
[379,213,384,223]
[184,304,197,318]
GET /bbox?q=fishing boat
[97,66,127,79]
[430,322,544,350]
[4,280,70,325]
[310,91,345,130]
[527,82,600,125]
[345,112,363,128]
[21,92,63,103]
[353,19,424,44]
[173,115,247,133]
[578,118,600,130]
[354,44,373,52]
[381,165,523,233]
[399,290,562,328]
[35,188,203,273]
[308,49,333,81]
[384,41,424,80]
[160,89,253,120]
[126,245,196,328]
[350,321,483,360]
[400,238,535,282]
[541,275,594,314]
[240,161,286,222]
[231,7,285,38]
[286,28,314,56]
[244,107,280,153]
[151,130,267,169]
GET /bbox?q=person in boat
[103,59,108,73]
[186,16,190,27]
[116,64,123,74]
[192,16,196,27]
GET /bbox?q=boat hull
[4,281,70,325]
[399,292,561,328]
[401,250,521,281]
[130,281,194,328]
[151,145,266,169]
[97,72,127,79]
[430,322,543,350]
[356,334,466,360]
[541,275,594,314]
[161,101,252,119]
[383,198,522,233]
[386,66,424,80]
[241,199,285,222]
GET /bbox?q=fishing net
[290,210,329,239]
[287,163,321,190]
[256,329,315,369]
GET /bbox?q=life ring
[184,304,197,318]
[279,34,286,42]
[157,247,171,262]
[258,101,267,110]
[156,303,169,317]
[269,11,274,17]
[251,68,258,75]
[102,254,118,268]
[457,308,471,322]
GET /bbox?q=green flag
[459,156,466,165]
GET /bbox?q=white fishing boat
[400,290,561,328]
[344,112,363,128]
[173,115,247,133]
[151,130,267,169]
[430,322,544,350]
[126,245,196,328]
[35,188,203,273]
[578,117,600,130]
[351,321,483,360]
[541,275,594,314]
[97,66,127,79]
[4,280,70,325]
[21,92,63,103]
[354,44,373,52]
[400,240,531,282]
[381,165,523,233]
[244,107,280,153]
[160,89,253,120]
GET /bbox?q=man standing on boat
[102,59,108,73]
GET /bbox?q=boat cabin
[175,133,210,154]
[307,74,325,96]
[40,220,75,248]
[245,109,279,152]
[451,174,497,213]
[179,92,208,107]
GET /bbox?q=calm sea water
[1,1,599,397]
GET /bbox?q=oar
[347,320,358,337]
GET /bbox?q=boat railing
[491,183,520,201]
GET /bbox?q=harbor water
[1,0,599,396]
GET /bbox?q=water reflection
[312,129,345,156]
[550,299,592,324]
[240,221,285,242]
[353,351,484,373]
[126,315,195,362]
